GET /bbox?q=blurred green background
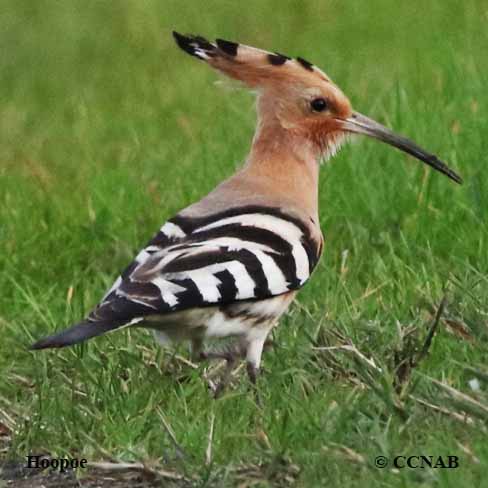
[1,1,487,486]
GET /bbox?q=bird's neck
[241,120,321,220]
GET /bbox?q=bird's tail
[29,319,125,350]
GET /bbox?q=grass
[1,0,488,486]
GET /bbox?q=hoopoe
[31,33,462,394]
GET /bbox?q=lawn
[1,0,487,486]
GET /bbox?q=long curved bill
[338,112,462,184]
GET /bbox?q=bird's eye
[310,98,328,113]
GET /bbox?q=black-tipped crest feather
[216,38,238,56]
[172,31,217,60]
[296,56,314,71]
[268,53,290,66]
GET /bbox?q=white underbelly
[147,292,296,346]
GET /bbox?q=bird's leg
[246,361,262,407]
[200,349,239,398]
[245,324,275,405]
[213,354,237,398]
[190,338,204,363]
[198,340,246,363]
[198,341,246,397]
[197,330,272,399]
[246,362,259,385]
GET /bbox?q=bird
[30,32,462,394]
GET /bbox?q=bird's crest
[173,32,331,89]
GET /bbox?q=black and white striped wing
[90,206,322,325]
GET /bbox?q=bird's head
[173,32,462,184]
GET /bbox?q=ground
[1,0,488,486]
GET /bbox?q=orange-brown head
[173,32,462,184]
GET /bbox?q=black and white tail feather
[30,205,321,350]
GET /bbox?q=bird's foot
[198,344,264,401]
[246,362,262,407]
[199,348,244,398]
